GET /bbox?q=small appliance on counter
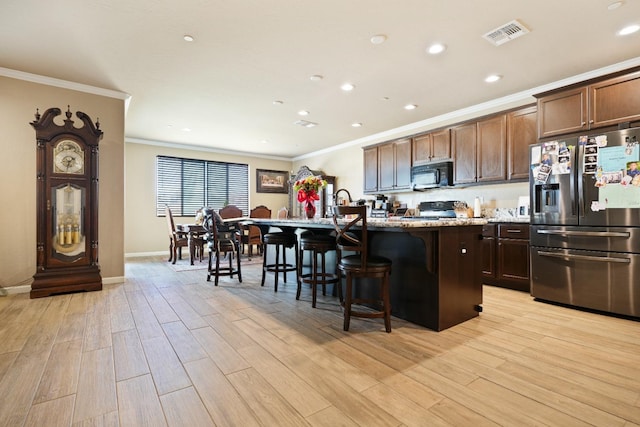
[370,194,392,218]
[517,196,530,218]
[410,200,463,219]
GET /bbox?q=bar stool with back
[333,205,393,332]
[202,208,242,286]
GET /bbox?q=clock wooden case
[30,106,103,298]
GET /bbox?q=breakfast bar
[249,217,486,331]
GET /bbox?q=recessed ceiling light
[485,74,502,83]
[351,122,363,127]
[181,127,191,132]
[427,43,446,54]
[608,1,624,10]
[404,104,418,110]
[183,35,194,42]
[341,83,355,91]
[618,24,640,35]
[272,100,284,105]
[370,34,387,45]
[260,139,268,144]
[298,110,309,116]
[309,74,323,81]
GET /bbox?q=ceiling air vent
[294,120,318,128]
[483,19,530,46]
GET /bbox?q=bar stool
[333,205,393,332]
[261,231,299,292]
[297,232,340,308]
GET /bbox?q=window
[156,155,249,216]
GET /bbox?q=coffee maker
[370,195,391,218]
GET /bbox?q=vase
[304,200,316,219]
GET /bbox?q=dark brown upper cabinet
[507,106,537,181]
[378,138,411,191]
[451,122,477,184]
[537,68,640,139]
[412,129,451,165]
[477,114,507,182]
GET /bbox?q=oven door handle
[536,230,630,238]
[538,250,630,264]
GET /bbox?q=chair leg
[281,245,287,284]
[274,244,280,292]
[214,249,221,286]
[383,273,391,333]
[311,250,318,308]
[236,244,242,283]
[261,246,267,287]
[343,273,352,331]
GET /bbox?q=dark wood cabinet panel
[378,143,395,191]
[431,129,451,161]
[451,122,477,184]
[394,138,412,189]
[481,224,496,278]
[363,147,378,193]
[590,71,640,128]
[364,138,412,193]
[507,106,537,180]
[537,68,640,139]
[498,238,530,283]
[483,223,529,292]
[537,87,588,139]
[412,133,431,164]
[413,129,451,164]
[477,114,507,182]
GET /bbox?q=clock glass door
[52,183,85,261]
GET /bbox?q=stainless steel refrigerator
[529,127,640,317]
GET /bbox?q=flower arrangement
[294,176,327,203]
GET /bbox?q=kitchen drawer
[498,223,529,240]
[482,224,497,237]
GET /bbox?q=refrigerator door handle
[538,250,631,263]
[536,230,630,238]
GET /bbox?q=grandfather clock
[30,106,103,298]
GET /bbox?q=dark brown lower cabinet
[482,223,530,292]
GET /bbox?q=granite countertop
[250,217,488,228]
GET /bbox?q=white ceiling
[2,0,640,158]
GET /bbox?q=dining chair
[239,205,271,259]
[165,205,189,264]
[202,208,242,285]
[219,204,243,219]
[333,205,393,332]
[277,207,288,219]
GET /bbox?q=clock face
[53,139,85,174]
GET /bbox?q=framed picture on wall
[256,169,289,193]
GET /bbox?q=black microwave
[410,161,454,191]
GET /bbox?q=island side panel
[436,226,483,330]
[369,229,440,330]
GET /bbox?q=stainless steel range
[529,127,640,317]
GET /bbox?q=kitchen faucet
[333,188,352,205]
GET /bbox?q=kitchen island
[249,217,486,331]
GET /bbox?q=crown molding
[126,137,293,162]
[0,67,130,101]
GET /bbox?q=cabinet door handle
[589,119,594,124]
[506,229,522,233]
[581,121,586,126]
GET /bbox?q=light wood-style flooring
[0,255,639,426]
